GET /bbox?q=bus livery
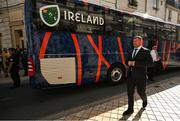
[25,0,180,88]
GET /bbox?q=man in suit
[123,36,153,116]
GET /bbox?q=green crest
[40,5,60,27]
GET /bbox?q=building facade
[86,0,166,20]
[165,0,180,24]
[0,0,26,50]
[0,0,180,50]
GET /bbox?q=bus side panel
[33,32,130,87]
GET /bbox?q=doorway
[14,29,24,49]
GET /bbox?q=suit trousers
[127,78,147,110]
[10,70,20,87]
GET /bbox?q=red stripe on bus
[165,41,172,69]
[96,36,102,82]
[162,40,167,70]
[117,37,125,65]
[39,32,52,59]
[87,35,110,68]
[71,34,82,86]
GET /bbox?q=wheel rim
[110,68,123,82]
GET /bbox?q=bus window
[89,4,103,13]
[74,0,88,10]
[123,14,133,37]
[164,24,175,41]
[134,16,143,36]
[104,9,123,35]
[177,27,180,42]
[56,0,66,5]
[142,19,156,49]
[156,22,165,41]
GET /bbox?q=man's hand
[131,61,135,66]
[156,57,161,61]
[128,61,135,66]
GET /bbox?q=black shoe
[143,101,147,108]
[122,109,134,116]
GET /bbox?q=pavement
[0,70,28,87]
[57,73,180,121]
[0,69,180,120]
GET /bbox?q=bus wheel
[107,64,125,85]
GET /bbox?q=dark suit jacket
[127,47,153,83]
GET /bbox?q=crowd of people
[0,47,28,88]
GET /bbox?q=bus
[25,0,180,89]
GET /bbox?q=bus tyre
[107,64,125,85]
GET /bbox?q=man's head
[152,46,158,50]
[133,36,143,48]
[8,48,16,55]
[3,48,7,53]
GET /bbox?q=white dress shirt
[132,46,142,58]
[151,49,158,62]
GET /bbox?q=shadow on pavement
[61,71,180,120]
[132,108,145,121]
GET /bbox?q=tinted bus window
[163,24,175,41]
[104,10,123,35]
[56,0,66,5]
[123,14,134,38]
[177,27,180,41]
[142,19,156,49]
[156,22,165,41]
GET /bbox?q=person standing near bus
[0,51,3,76]
[22,48,28,76]
[2,48,10,77]
[8,48,21,88]
[148,46,162,81]
[123,36,153,116]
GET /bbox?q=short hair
[134,36,143,40]
[3,48,7,51]
[8,48,16,52]
[152,46,158,49]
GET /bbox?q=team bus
[25,0,180,88]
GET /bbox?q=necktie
[132,49,137,59]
